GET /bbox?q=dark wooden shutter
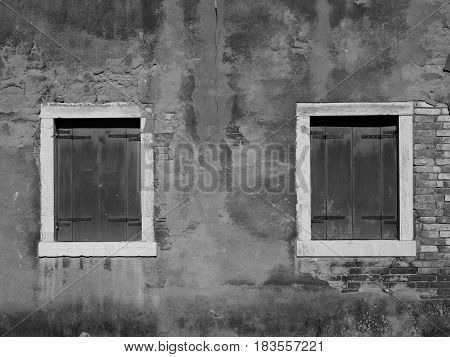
[99,128,127,242]
[56,128,73,241]
[126,128,141,241]
[72,128,99,242]
[353,127,382,240]
[311,126,326,240]
[326,127,352,240]
[381,125,398,240]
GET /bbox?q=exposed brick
[414,201,439,209]
[347,275,369,281]
[341,288,359,293]
[415,181,443,188]
[413,260,445,268]
[416,209,443,216]
[415,123,443,130]
[418,231,440,239]
[436,144,450,151]
[421,245,439,253]
[415,115,437,122]
[422,223,450,231]
[436,188,450,194]
[436,159,450,165]
[364,267,389,275]
[383,275,409,282]
[416,281,431,288]
[347,282,361,289]
[415,108,442,115]
[417,217,437,224]
[438,173,450,180]
[415,166,441,173]
[437,288,450,295]
[409,274,437,281]
[415,173,439,180]
[414,195,444,202]
[418,268,442,274]
[437,217,450,223]
[419,252,446,260]
[437,275,450,281]
[414,158,435,165]
[390,267,417,274]
[418,237,446,245]
[415,151,444,159]
[388,282,409,289]
[415,188,437,194]
[437,130,450,136]
[415,144,436,150]
[437,115,450,121]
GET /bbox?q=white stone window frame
[296,102,416,257]
[39,102,156,257]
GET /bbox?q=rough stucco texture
[1,0,450,335]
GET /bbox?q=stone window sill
[297,240,416,257]
[38,241,157,257]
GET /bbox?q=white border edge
[38,242,158,257]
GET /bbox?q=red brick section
[336,102,450,299]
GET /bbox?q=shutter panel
[353,127,382,240]
[99,128,127,242]
[56,128,73,242]
[381,125,398,239]
[311,126,326,240]
[127,128,141,241]
[72,128,99,241]
[326,126,352,240]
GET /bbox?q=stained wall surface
[1,0,450,336]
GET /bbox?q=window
[311,116,398,241]
[55,119,141,242]
[39,103,156,257]
[296,103,415,257]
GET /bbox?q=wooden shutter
[56,128,73,241]
[72,128,99,241]
[381,125,398,240]
[326,127,352,240]
[99,128,127,242]
[353,127,382,240]
[311,126,326,240]
[126,128,141,241]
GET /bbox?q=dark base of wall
[332,265,450,299]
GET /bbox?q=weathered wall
[1,0,450,335]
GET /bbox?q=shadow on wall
[0,287,449,337]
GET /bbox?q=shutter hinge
[108,134,140,141]
[56,135,91,139]
[59,217,92,222]
[362,131,397,139]
[312,215,346,223]
[362,215,395,220]
[310,131,344,139]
